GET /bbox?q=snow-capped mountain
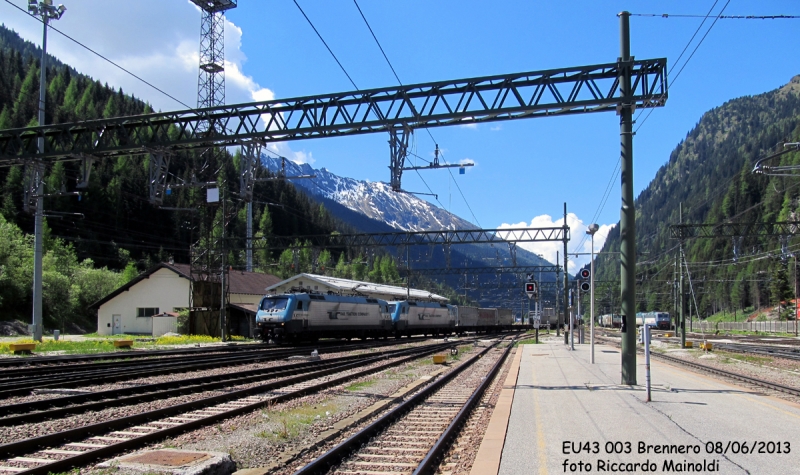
[262,156,476,232]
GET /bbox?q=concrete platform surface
[499,340,800,475]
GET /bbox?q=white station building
[91,263,280,335]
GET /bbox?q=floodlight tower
[191,0,236,117]
[189,0,236,340]
[27,0,66,342]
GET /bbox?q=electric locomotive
[255,292,392,341]
[387,300,456,337]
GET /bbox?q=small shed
[152,312,179,337]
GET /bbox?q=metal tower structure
[189,0,237,339]
[192,0,236,116]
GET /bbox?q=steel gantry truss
[0,59,666,163]
[399,264,561,277]
[247,226,568,250]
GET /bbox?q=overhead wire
[630,13,800,20]
[575,1,730,254]
[350,1,482,227]
[292,0,358,90]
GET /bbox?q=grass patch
[256,400,337,441]
[0,334,225,355]
[155,334,220,345]
[346,380,377,392]
[719,353,773,365]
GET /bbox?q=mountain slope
[262,157,476,232]
[596,75,800,316]
[261,155,558,312]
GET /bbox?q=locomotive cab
[256,294,308,341]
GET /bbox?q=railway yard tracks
[595,333,800,399]
[293,336,515,475]
[0,335,518,475]
[0,340,419,399]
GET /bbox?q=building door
[112,315,122,335]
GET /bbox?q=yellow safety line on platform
[531,347,549,475]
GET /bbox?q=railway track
[293,336,515,475]
[595,335,800,399]
[0,342,280,368]
[0,344,448,426]
[0,340,462,475]
[649,351,800,398]
[698,342,800,362]
[0,339,424,399]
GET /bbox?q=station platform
[472,337,800,475]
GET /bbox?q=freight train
[635,312,672,330]
[255,292,515,341]
[598,312,671,330]
[598,314,622,328]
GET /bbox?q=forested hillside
[0,24,475,332]
[596,75,800,319]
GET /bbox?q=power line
[636,0,731,132]
[581,1,731,254]
[3,0,194,111]
[631,13,800,20]
[352,0,401,86]
[292,0,358,90]
[349,3,482,227]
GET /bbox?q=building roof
[89,263,280,309]
[227,270,282,295]
[265,273,449,302]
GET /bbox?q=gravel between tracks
[437,343,517,475]
[128,349,468,472]
[599,334,800,405]
[0,347,432,445]
[73,339,489,474]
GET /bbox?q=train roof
[266,273,449,302]
[263,293,388,304]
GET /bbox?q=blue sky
[1,0,798,269]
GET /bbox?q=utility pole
[27,0,66,342]
[618,11,637,385]
[220,188,227,341]
[679,203,686,348]
[587,223,599,363]
[555,251,560,336]
[563,204,570,345]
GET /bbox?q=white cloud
[265,143,315,165]
[497,213,615,273]
[459,123,478,129]
[490,125,502,131]
[0,1,320,162]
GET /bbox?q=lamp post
[28,0,66,342]
[586,223,600,364]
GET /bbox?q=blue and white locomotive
[387,300,456,337]
[255,291,517,341]
[256,293,393,341]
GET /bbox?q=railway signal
[579,268,591,292]
[525,282,537,298]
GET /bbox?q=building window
[137,307,159,318]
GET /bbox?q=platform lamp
[27,0,66,342]
[586,223,600,364]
